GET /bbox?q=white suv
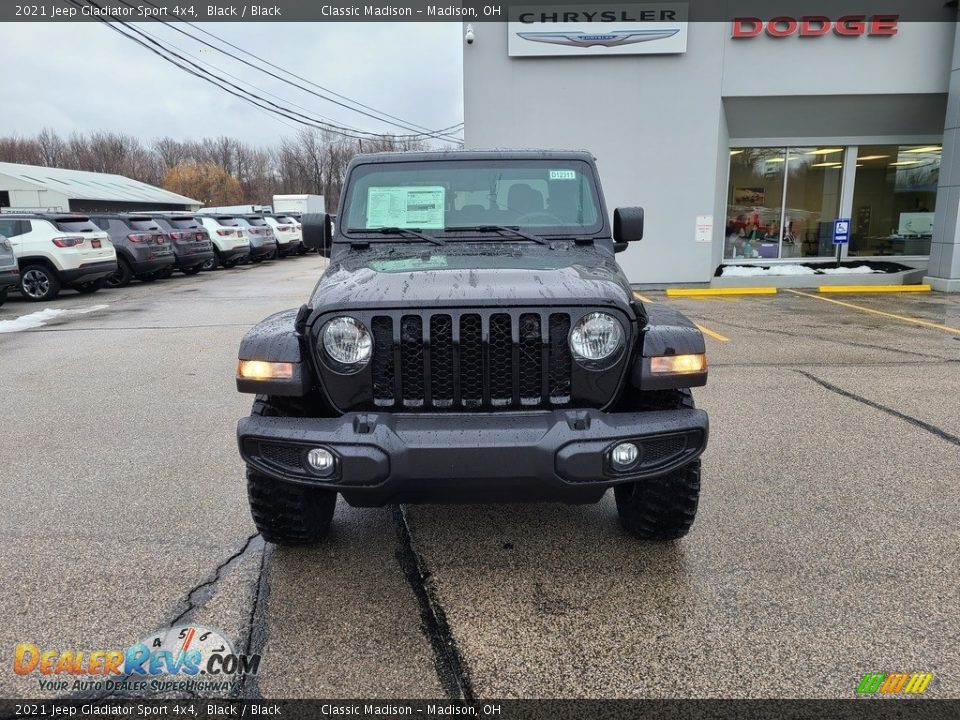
[264,215,304,256]
[196,215,251,270]
[0,213,117,301]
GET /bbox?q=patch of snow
[722,264,884,277]
[0,304,109,334]
[721,264,816,277]
[818,265,882,275]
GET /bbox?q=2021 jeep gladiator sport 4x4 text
[235,150,709,545]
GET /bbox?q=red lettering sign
[731,15,899,39]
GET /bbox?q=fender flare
[237,308,312,396]
[632,303,708,391]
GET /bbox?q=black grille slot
[400,315,424,408]
[488,313,513,406]
[518,313,542,405]
[371,316,395,406]
[548,313,572,404]
[459,314,484,408]
[364,310,580,411]
[641,435,687,467]
[429,315,454,407]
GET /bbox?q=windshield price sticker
[367,186,445,229]
[549,169,577,181]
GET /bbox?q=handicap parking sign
[833,218,851,244]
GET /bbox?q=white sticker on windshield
[549,170,577,181]
[367,186,445,229]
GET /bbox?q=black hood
[308,242,635,314]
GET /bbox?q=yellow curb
[666,287,777,297]
[818,284,931,294]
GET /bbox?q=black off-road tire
[614,460,701,540]
[0,287,7,306]
[201,251,220,271]
[614,388,700,540]
[246,395,337,546]
[181,265,203,276]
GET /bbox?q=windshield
[342,159,603,237]
[245,217,269,226]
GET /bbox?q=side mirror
[302,213,332,257]
[613,207,644,250]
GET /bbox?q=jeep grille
[369,310,573,410]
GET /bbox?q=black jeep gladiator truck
[236,150,709,545]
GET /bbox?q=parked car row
[0,210,310,305]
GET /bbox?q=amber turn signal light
[237,360,294,381]
[650,353,707,374]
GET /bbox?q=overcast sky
[1,22,464,147]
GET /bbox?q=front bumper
[238,408,708,506]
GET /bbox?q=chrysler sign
[508,4,689,57]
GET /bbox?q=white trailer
[272,194,325,215]
[199,204,272,215]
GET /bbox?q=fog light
[306,448,335,476]
[611,442,639,470]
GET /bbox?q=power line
[128,0,463,142]
[69,0,462,143]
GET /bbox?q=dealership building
[462,10,960,290]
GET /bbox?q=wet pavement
[1,262,957,699]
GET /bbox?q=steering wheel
[514,211,564,225]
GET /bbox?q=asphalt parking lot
[0,262,958,700]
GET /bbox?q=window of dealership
[725,144,942,262]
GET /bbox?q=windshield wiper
[444,225,548,246]
[348,227,445,245]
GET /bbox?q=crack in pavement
[797,370,960,447]
[170,533,263,627]
[237,541,274,700]
[46,533,266,705]
[393,505,474,701]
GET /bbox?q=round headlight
[570,312,624,365]
[322,316,372,370]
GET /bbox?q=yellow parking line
[694,323,730,343]
[819,284,931,294]
[666,287,777,297]
[786,289,960,336]
[634,292,731,341]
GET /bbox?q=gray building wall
[927,22,960,291]
[463,21,955,284]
